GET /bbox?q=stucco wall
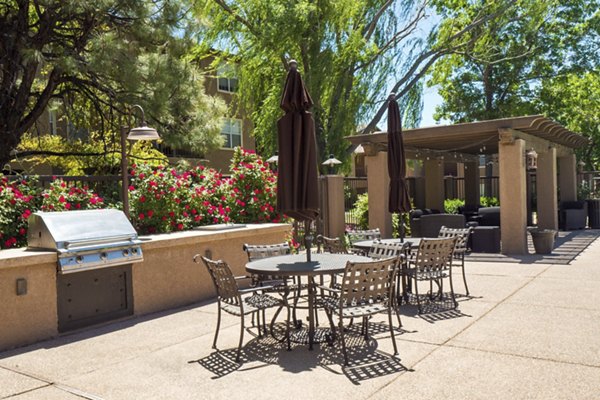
[0,223,291,351]
[0,250,58,351]
[132,223,291,315]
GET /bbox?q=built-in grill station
[28,209,142,332]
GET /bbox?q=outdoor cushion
[411,213,466,238]
[559,201,587,230]
[477,207,501,227]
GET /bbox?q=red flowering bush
[0,175,41,249]
[227,147,279,223]
[1,147,283,247]
[41,179,104,212]
[128,147,280,234]
[186,165,232,226]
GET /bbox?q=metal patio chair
[368,240,410,326]
[316,235,348,254]
[194,255,290,362]
[438,226,473,296]
[243,242,307,328]
[346,228,381,255]
[405,237,457,314]
[321,256,401,365]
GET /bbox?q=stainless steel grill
[28,209,143,273]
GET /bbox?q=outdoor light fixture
[121,104,160,219]
[526,148,538,171]
[322,154,342,175]
[266,153,279,164]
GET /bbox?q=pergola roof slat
[347,115,588,156]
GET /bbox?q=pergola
[346,115,589,254]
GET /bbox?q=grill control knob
[122,249,130,257]
[75,256,84,264]
[100,252,108,261]
[131,248,138,255]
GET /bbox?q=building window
[48,109,57,135]
[221,118,242,148]
[217,63,238,93]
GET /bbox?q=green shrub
[350,192,410,238]
[444,198,465,214]
[480,196,499,207]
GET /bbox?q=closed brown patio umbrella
[277,60,319,259]
[387,93,411,240]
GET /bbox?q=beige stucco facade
[0,224,290,351]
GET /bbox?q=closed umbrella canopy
[276,61,319,221]
[387,93,411,215]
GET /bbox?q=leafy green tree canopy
[0,0,226,168]
[193,0,514,168]
[428,0,600,122]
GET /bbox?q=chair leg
[285,302,291,351]
[236,314,245,362]
[324,308,337,342]
[388,308,398,355]
[448,269,458,308]
[339,318,349,366]
[461,254,470,296]
[213,304,222,349]
[414,276,423,314]
[393,293,403,327]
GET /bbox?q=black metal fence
[443,176,500,200]
[343,177,368,229]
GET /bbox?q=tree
[537,71,600,168]
[193,0,514,167]
[428,0,600,123]
[0,1,226,169]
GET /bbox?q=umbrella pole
[399,212,405,242]
[304,220,313,262]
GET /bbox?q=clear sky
[420,85,444,127]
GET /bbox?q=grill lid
[28,209,139,251]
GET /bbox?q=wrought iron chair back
[243,243,291,261]
[316,235,348,254]
[323,256,401,365]
[200,256,243,309]
[413,237,457,274]
[438,226,472,255]
[368,240,410,260]
[339,257,399,307]
[408,237,458,313]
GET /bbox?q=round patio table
[246,253,371,350]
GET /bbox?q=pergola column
[365,149,392,238]
[499,135,528,254]
[537,147,558,230]
[321,175,345,239]
[558,153,578,202]
[464,160,480,207]
[424,157,445,211]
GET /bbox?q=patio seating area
[1,230,599,399]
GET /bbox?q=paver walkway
[1,233,599,399]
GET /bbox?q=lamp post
[121,104,160,219]
[266,152,279,172]
[322,154,342,175]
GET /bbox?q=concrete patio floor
[2,236,600,399]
